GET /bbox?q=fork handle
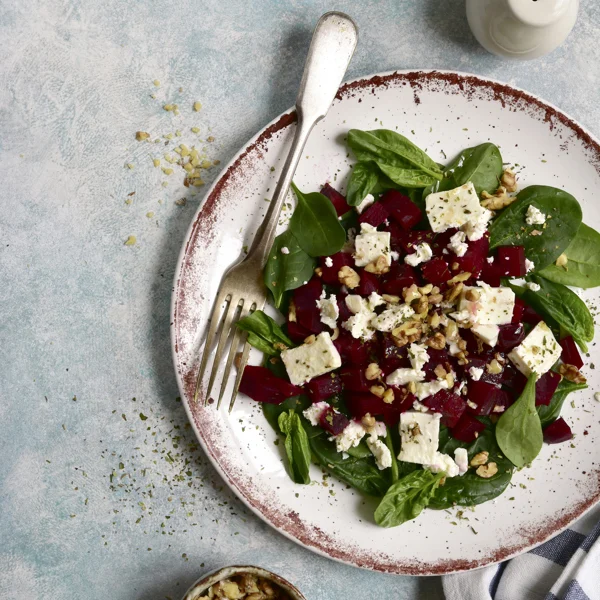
[246,12,358,267]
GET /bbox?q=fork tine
[194,292,231,405]
[217,303,256,409]
[229,339,252,413]
[205,297,242,401]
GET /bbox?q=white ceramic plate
[171,71,600,575]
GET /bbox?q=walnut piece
[470,451,489,467]
[481,186,515,210]
[444,282,464,303]
[476,462,498,478]
[382,294,400,304]
[465,289,480,302]
[338,266,360,289]
[365,363,382,381]
[426,332,446,350]
[448,272,472,285]
[555,253,568,268]
[403,284,421,303]
[370,385,385,398]
[364,255,390,275]
[501,168,518,193]
[559,364,587,384]
[382,388,394,404]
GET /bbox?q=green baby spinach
[264,230,316,309]
[496,375,543,469]
[386,427,399,483]
[520,276,594,352]
[236,310,294,356]
[346,161,380,206]
[278,410,312,485]
[429,428,513,510]
[539,223,600,289]
[374,470,445,527]
[289,183,346,257]
[537,378,588,427]
[489,186,582,270]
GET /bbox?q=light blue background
[1,1,599,599]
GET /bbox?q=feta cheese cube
[414,378,451,400]
[371,303,415,332]
[526,205,546,226]
[356,193,375,214]
[448,230,468,257]
[508,321,561,379]
[367,437,392,470]
[353,223,391,267]
[454,448,468,475]
[280,331,342,385]
[469,366,484,381]
[407,342,430,371]
[332,420,366,453]
[458,284,515,326]
[399,411,441,465]
[425,182,483,233]
[404,242,433,266]
[472,324,500,347]
[386,368,425,387]
[427,452,459,478]
[303,401,330,426]
[316,292,339,329]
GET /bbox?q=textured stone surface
[1,1,599,599]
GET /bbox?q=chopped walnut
[392,320,422,342]
[370,385,385,398]
[428,293,444,305]
[403,284,421,303]
[407,381,417,394]
[330,327,339,341]
[555,253,568,268]
[465,289,480,302]
[530,229,543,236]
[382,294,400,304]
[487,359,504,375]
[481,186,515,210]
[444,282,464,303]
[303,335,316,345]
[476,462,498,478]
[288,301,297,323]
[448,272,472,285]
[415,296,429,315]
[500,168,517,193]
[446,372,455,387]
[338,266,360,289]
[470,451,489,467]
[382,388,394,404]
[426,332,446,350]
[428,312,441,329]
[559,364,587,384]
[361,413,376,430]
[418,283,433,295]
[434,364,448,379]
[364,255,390,275]
[365,363,382,381]
[314,266,323,277]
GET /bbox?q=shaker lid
[507,0,572,27]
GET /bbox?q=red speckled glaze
[171,71,600,575]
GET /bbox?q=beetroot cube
[334,333,373,366]
[543,417,573,444]
[379,336,410,374]
[497,324,526,352]
[492,389,514,414]
[421,257,451,285]
[381,263,419,295]
[512,298,526,323]
[293,278,324,334]
[423,348,457,381]
[319,252,353,285]
[380,189,422,230]
[500,363,527,395]
[535,371,561,406]
[560,336,583,369]
[458,355,502,385]
[496,246,526,277]
[307,373,342,402]
[339,366,371,392]
[422,390,466,428]
[452,234,490,281]
[319,407,350,435]
[522,303,543,326]
[320,183,351,217]
[480,263,503,287]
[356,270,380,296]
[337,293,353,322]
[345,393,395,425]
[240,366,302,404]
[451,413,486,443]
[359,201,390,227]
[431,228,459,258]
[466,380,502,416]
[382,220,406,255]
[286,320,314,343]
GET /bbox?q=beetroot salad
[236,129,596,527]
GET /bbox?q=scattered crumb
[153,79,160,87]
[191,127,200,133]
[162,167,173,176]
[152,158,160,168]
[146,212,155,218]
[193,101,202,112]
[175,198,187,206]
[126,163,134,170]
[124,235,137,246]
[135,131,150,141]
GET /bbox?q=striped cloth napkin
[443,506,600,600]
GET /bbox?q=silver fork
[193,11,358,412]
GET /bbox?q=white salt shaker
[466,0,579,60]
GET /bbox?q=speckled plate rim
[171,69,600,575]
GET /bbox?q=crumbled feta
[487,256,495,264]
[458,283,515,326]
[390,250,400,261]
[303,401,330,426]
[454,448,468,475]
[324,256,333,268]
[316,292,339,329]
[404,242,433,266]
[408,342,430,371]
[448,230,468,257]
[353,223,391,267]
[508,321,561,379]
[427,452,460,478]
[356,193,375,214]
[281,331,342,385]
[462,206,493,241]
[399,411,441,465]
[367,291,386,310]
[343,295,376,340]
[413,400,429,412]
[371,303,415,332]
[386,368,425,387]
[332,420,366,453]
[526,204,546,226]
[281,246,290,255]
[370,420,387,438]
[525,259,535,273]
[527,282,541,292]
[469,366,484,381]
[366,437,392,470]
[472,324,500,347]
[414,378,451,400]
[345,295,366,315]
[509,278,527,288]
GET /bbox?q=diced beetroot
[320,183,351,217]
[480,263,504,287]
[339,366,371,392]
[500,363,527,394]
[496,324,526,352]
[460,329,485,355]
[535,371,561,406]
[560,336,583,369]
[543,417,573,444]
[307,373,342,402]
[422,390,466,428]
[356,269,380,296]
[466,380,504,416]
[346,391,412,425]
[452,234,490,280]
[337,293,353,322]
[334,332,373,366]
[451,413,486,443]
[319,406,350,435]
[431,228,459,258]
[423,348,457,381]
[358,201,390,227]
[496,246,526,277]
[491,389,514,414]
[522,303,543,326]
[396,229,435,254]
[421,257,451,285]
[319,252,354,285]
[286,320,314,344]
[379,336,410,374]
[512,298,526,323]
[380,189,422,230]
[293,278,324,334]
[457,355,502,385]
[381,263,419,295]
[239,366,302,404]
[382,220,406,255]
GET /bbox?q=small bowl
[182,565,306,600]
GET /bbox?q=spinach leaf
[309,434,391,497]
[521,276,594,352]
[264,229,316,309]
[289,183,346,257]
[346,161,380,206]
[496,375,543,468]
[385,427,399,483]
[429,428,513,509]
[374,470,445,527]
[538,223,600,289]
[489,186,582,270]
[377,163,444,189]
[263,394,309,432]
[538,378,588,427]
[346,440,372,459]
[278,410,312,485]
[236,310,294,356]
